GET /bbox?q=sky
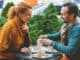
[3,0,23,7]
[3,0,64,8]
[2,0,80,8]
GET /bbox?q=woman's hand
[22,25,29,33]
[21,47,31,54]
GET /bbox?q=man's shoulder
[75,23,80,28]
[72,23,80,30]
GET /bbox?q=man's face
[60,6,73,23]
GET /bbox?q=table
[16,52,62,60]
[16,46,62,60]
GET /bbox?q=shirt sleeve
[50,26,80,56]
[0,25,21,53]
[0,26,10,52]
[47,31,61,40]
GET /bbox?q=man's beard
[63,20,69,23]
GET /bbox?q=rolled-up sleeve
[47,31,61,40]
[50,26,80,56]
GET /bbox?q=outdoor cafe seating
[16,46,62,60]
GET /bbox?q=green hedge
[1,2,14,17]
[29,3,62,45]
[0,17,7,29]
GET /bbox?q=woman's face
[19,9,31,23]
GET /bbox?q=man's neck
[68,17,76,24]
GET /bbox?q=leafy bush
[29,3,62,45]
[1,2,14,17]
[0,2,14,28]
[0,17,7,29]
[29,15,44,44]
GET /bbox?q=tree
[0,17,7,29]
[29,14,44,44]
[42,3,62,34]
[1,2,14,17]
[29,3,62,44]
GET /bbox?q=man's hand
[40,39,52,46]
[39,35,48,39]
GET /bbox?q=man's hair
[63,2,78,17]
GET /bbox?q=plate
[16,52,62,60]
[32,53,53,59]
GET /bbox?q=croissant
[35,52,45,58]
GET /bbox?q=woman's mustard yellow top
[0,16,31,59]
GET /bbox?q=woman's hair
[7,2,32,19]
[7,6,15,19]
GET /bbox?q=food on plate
[35,52,45,58]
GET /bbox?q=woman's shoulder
[1,20,15,32]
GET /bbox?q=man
[39,2,80,60]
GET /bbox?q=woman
[0,2,32,60]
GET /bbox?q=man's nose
[61,16,64,19]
